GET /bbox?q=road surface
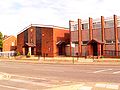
[0,61,120,90]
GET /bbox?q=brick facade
[70,15,120,57]
[3,35,17,51]
[17,25,69,57]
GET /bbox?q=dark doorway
[25,47,28,55]
[57,41,66,56]
[58,46,63,55]
[92,42,98,56]
[31,47,34,55]
[58,45,65,55]
[101,45,103,55]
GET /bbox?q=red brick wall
[80,27,116,56]
[105,28,115,40]
[118,45,120,51]
[82,30,89,41]
[118,27,120,40]
[81,45,87,56]
[41,27,69,57]
[105,44,115,50]
[118,25,120,51]
[41,27,53,57]
[53,28,69,57]
[17,32,24,54]
[3,36,17,51]
[93,29,102,41]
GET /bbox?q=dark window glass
[82,41,88,44]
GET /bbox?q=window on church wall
[82,23,89,30]
[72,41,78,44]
[29,28,34,43]
[82,41,89,45]
[30,29,33,32]
[117,20,120,27]
[30,39,33,43]
[93,22,101,29]
[105,40,114,44]
[105,20,114,28]
[11,42,15,46]
[74,24,78,31]
[71,24,78,31]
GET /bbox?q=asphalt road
[0,61,120,90]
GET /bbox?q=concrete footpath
[45,82,120,90]
[1,56,120,65]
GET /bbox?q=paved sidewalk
[1,56,120,65]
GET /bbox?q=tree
[0,32,3,51]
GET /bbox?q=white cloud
[0,0,120,36]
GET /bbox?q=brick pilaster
[114,15,118,56]
[78,19,82,56]
[69,20,72,57]
[101,16,105,55]
[89,17,93,40]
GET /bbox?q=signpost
[71,43,75,64]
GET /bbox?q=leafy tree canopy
[0,32,3,49]
[0,32,3,39]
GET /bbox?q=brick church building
[17,24,69,57]
[69,15,120,57]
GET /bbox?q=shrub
[101,56,104,58]
[16,52,21,56]
[26,51,31,57]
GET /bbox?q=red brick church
[69,15,120,58]
[17,24,69,57]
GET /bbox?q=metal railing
[0,51,16,57]
[103,50,120,56]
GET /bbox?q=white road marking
[113,71,120,74]
[0,72,47,81]
[0,72,71,86]
[95,83,119,90]
[0,72,11,80]
[0,84,28,90]
[10,73,47,81]
[95,83,106,88]
[106,84,119,89]
[0,72,59,88]
[79,86,92,90]
[93,69,112,73]
[9,79,56,87]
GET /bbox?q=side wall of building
[17,32,24,54]
[41,27,53,57]
[53,28,69,57]
[3,36,17,51]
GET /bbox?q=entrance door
[25,48,28,55]
[101,45,103,55]
[92,43,98,56]
[58,46,63,55]
[31,47,34,55]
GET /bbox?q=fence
[103,50,120,57]
[0,51,16,57]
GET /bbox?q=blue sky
[0,0,120,36]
